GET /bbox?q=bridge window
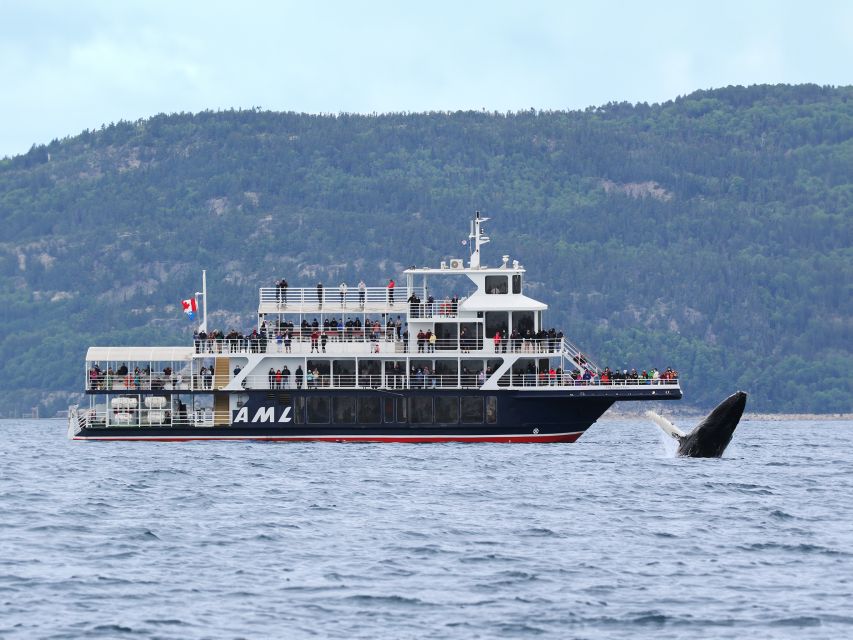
[333,397,356,423]
[512,274,522,294]
[435,397,459,424]
[307,396,330,423]
[461,396,484,423]
[485,275,508,294]
[358,397,381,423]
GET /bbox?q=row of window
[485,274,522,295]
[286,395,497,425]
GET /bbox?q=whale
[645,391,748,457]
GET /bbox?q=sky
[1,0,851,158]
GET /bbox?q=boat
[68,213,681,442]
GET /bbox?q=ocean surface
[1,418,852,639]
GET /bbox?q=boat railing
[189,336,565,356]
[86,371,681,393]
[559,337,600,374]
[259,286,408,308]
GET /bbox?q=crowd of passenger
[194,316,409,354]
[88,363,181,391]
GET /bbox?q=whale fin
[644,410,686,441]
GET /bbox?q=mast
[468,211,490,269]
[196,270,208,333]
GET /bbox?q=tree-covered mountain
[1,83,850,415]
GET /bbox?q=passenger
[317,282,324,308]
[478,370,486,386]
[493,331,501,353]
[284,331,292,353]
[388,278,395,305]
[427,330,436,353]
[417,329,426,353]
[339,281,347,306]
[295,365,304,389]
[310,329,320,353]
[549,367,556,386]
[358,279,366,307]
[306,368,314,388]
[313,367,321,387]
[282,365,291,389]
[321,331,328,353]
[268,367,275,388]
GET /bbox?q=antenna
[468,211,490,269]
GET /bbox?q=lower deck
[69,387,681,442]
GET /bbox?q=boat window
[307,360,331,388]
[485,275,508,294]
[307,396,330,423]
[433,322,458,351]
[359,359,382,388]
[485,312,508,340]
[409,396,433,424]
[512,274,522,294]
[486,396,497,424]
[384,397,395,423]
[333,360,356,387]
[513,311,534,336]
[396,397,408,423]
[434,360,458,388]
[358,397,381,424]
[459,322,483,351]
[435,397,459,424]
[460,360,484,387]
[333,397,356,423]
[461,396,484,423]
[293,396,305,424]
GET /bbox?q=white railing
[189,336,567,356]
[87,370,680,393]
[259,286,404,308]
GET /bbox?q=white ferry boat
[68,213,681,442]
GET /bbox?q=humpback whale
[645,391,748,458]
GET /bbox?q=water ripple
[2,418,852,639]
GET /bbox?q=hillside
[1,83,851,415]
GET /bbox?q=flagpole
[201,270,208,333]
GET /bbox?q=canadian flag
[181,298,197,320]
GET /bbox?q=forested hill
[1,83,851,415]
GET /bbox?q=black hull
[73,386,680,442]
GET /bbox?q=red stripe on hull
[73,432,583,443]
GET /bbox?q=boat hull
[71,387,680,442]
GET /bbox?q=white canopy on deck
[86,346,194,362]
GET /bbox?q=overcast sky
[1,0,851,158]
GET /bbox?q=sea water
[1,418,852,639]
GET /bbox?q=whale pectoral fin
[644,410,686,441]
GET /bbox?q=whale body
[646,391,747,458]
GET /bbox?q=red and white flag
[181,298,197,320]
